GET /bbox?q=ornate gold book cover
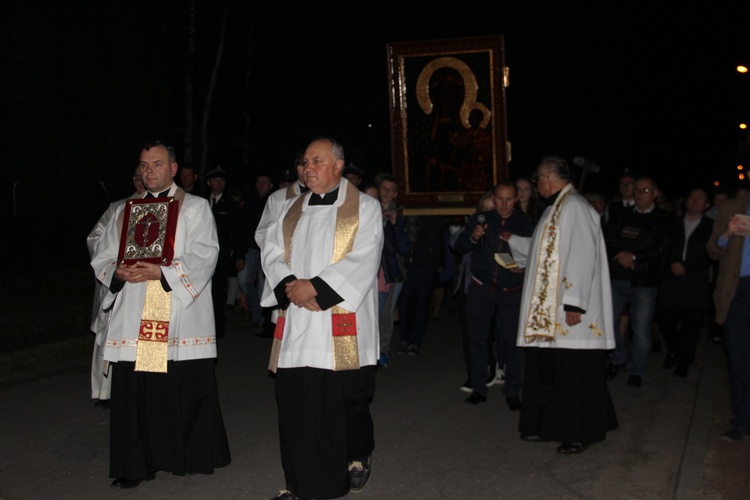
[117,197,179,265]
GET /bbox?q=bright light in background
[741,123,748,130]
[715,181,721,186]
[738,165,744,170]
[741,173,746,180]
[739,65,749,73]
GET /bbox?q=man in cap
[343,163,364,189]
[206,166,247,339]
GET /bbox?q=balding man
[261,138,383,499]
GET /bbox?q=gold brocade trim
[332,335,359,371]
[523,184,574,343]
[135,280,170,373]
[134,334,168,372]
[332,183,360,263]
[330,183,360,371]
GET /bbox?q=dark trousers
[519,348,618,443]
[458,290,496,379]
[275,366,376,499]
[724,278,750,433]
[211,259,229,339]
[466,282,523,397]
[110,360,231,480]
[659,305,704,370]
[398,264,436,347]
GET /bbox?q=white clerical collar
[623,199,635,207]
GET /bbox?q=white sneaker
[496,363,506,384]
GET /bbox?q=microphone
[477,214,486,249]
[573,156,601,173]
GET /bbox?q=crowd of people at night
[86,139,750,499]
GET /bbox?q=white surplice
[90,184,220,362]
[509,184,615,350]
[256,182,303,309]
[261,179,383,369]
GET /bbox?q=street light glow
[739,65,749,73]
[741,123,748,130]
[739,165,745,170]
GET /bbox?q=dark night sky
[3,0,750,267]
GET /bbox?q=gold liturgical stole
[135,280,171,372]
[269,182,361,372]
[116,188,185,373]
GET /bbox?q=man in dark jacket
[397,215,445,356]
[453,181,534,406]
[658,188,712,378]
[206,167,247,339]
[605,176,673,387]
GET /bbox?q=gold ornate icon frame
[387,35,509,213]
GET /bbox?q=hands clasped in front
[115,262,162,283]
[286,279,321,311]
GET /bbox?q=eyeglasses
[634,188,653,194]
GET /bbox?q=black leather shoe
[557,441,587,454]
[464,392,487,405]
[506,396,522,411]
[349,455,372,492]
[627,375,642,387]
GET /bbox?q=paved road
[0,309,748,499]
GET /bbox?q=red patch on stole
[273,317,285,340]
[332,313,356,337]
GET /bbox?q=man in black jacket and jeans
[605,177,673,387]
[453,181,534,406]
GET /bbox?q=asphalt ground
[0,306,748,499]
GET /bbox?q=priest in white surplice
[505,155,618,455]
[90,141,230,488]
[254,153,307,338]
[86,168,145,407]
[262,138,383,500]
